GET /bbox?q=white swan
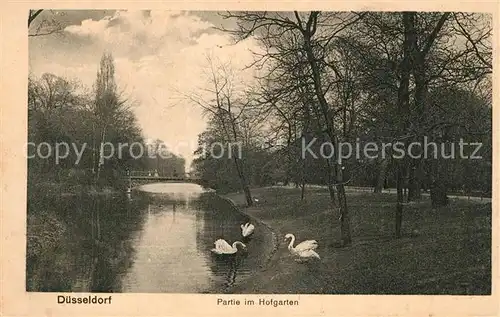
[211,239,247,255]
[240,222,255,237]
[285,233,320,260]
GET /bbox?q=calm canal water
[27,183,274,293]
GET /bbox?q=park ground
[225,186,491,294]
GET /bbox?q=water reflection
[117,183,265,293]
[27,182,273,293]
[211,251,248,289]
[26,190,150,292]
[90,193,149,293]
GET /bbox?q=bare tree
[29,9,64,37]
[92,53,129,184]
[351,12,490,235]
[219,11,365,246]
[185,54,255,206]
[28,10,44,27]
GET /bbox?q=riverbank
[224,186,491,294]
[219,197,279,286]
[28,181,124,198]
[26,180,146,292]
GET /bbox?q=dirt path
[272,185,492,203]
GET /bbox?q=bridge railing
[126,171,200,180]
[128,170,182,177]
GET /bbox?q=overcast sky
[29,10,260,170]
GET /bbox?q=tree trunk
[299,96,311,202]
[284,125,294,188]
[394,12,414,238]
[232,155,253,207]
[301,18,351,245]
[300,154,307,201]
[95,125,107,186]
[336,165,351,246]
[325,158,337,205]
[407,13,450,203]
[225,98,253,207]
[374,157,388,193]
[430,157,449,208]
[408,160,423,200]
[395,156,410,237]
[395,166,404,238]
[430,182,449,208]
[409,71,427,202]
[300,181,306,201]
[91,122,97,175]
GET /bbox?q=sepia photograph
[24,8,492,298]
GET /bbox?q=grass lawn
[224,186,491,294]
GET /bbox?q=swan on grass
[285,233,320,261]
[211,239,247,255]
[240,222,255,237]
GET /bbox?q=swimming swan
[240,222,255,237]
[211,239,247,255]
[285,233,320,260]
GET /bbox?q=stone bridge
[123,171,205,191]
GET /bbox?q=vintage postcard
[1,1,498,316]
